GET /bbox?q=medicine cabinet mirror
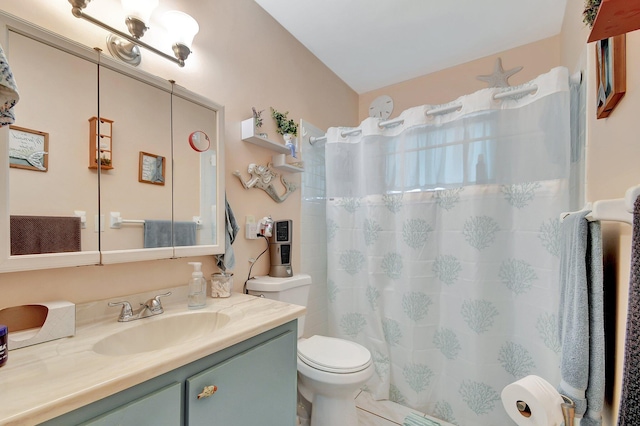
[0,12,225,272]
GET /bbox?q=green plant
[95,156,111,166]
[270,107,298,136]
[583,0,601,28]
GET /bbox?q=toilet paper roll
[501,375,565,426]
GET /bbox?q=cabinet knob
[197,385,218,399]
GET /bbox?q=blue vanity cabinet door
[80,382,182,426]
[186,330,297,426]
[38,321,297,426]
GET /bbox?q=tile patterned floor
[355,391,455,426]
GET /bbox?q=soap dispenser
[187,262,206,309]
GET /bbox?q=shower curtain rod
[309,135,326,145]
[308,87,542,146]
[308,71,583,146]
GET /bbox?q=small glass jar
[211,272,233,298]
[0,325,7,368]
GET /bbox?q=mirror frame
[0,12,226,272]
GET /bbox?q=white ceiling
[254,0,568,94]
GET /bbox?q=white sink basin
[93,311,231,356]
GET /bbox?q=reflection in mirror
[188,131,210,152]
[0,12,225,272]
[8,30,98,257]
[97,65,172,254]
[172,92,219,254]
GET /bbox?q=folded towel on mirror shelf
[144,220,196,248]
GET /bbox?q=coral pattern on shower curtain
[325,67,576,425]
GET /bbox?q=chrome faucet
[108,291,172,322]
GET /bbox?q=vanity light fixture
[68,0,199,67]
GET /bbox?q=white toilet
[246,274,374,426]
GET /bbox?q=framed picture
[595,34,626,119]
[8,125,49,172]
[138,151,165,185]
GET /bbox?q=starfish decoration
[476,57,523,88]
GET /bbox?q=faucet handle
[146,291,172,313]
[108,301,134,321]
[155,291,172,302]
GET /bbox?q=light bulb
[163,10,199,49]
[121,0,158,24]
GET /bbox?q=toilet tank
[246,274,311,337]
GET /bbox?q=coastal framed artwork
[8,126,49,172]
[595,34,626,119]
[138,151,165,185]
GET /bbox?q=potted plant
[95,155,112,167]
[270,107,298,143]
[583,0,601,28]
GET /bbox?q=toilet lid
[298,335,371,374]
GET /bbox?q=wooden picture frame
[595,34,626,119]
[8,125,49,172]
[138,151,165,185]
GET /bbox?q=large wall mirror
[0,12,225,272]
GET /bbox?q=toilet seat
[298,335,371,374]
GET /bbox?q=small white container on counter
[211,272,233,298]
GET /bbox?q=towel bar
[560,183,640,225]
[110,212,203,229]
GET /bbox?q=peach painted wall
[561,1,640,424]
[0,0,358,307]
[560,0,640,424]
[358,36,561,122]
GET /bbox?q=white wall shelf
[241,118,290,154]
[271,154,303,173]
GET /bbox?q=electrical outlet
[246,223,259,239]
[245,215,258,239]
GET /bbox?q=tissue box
[0,301,75,350]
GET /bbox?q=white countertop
[0,291,305,425]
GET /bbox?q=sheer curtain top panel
[326,67,571,198]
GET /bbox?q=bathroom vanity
[0,292,304,425]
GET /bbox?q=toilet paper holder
[560,395,575,426]
[516,394,575,425]
[516,400,532,417]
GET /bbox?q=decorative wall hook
[233,163,297,203]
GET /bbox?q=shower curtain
[326,67,573,425]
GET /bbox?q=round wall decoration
[368,95,394,119]
[189,131,211,152]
